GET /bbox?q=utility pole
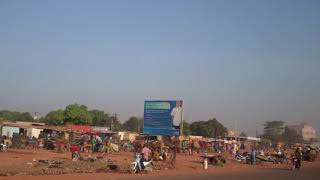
[110,113,117,132]
[180,106,183,136]
[180,118,183,136]
[235,119,238,143]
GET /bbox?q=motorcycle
[235,151,249,163]
[291,156,300,171]
[235,154,247,162]
[159,149,168,161]
[129,153,154,174]
[72,151,80,161]
[0,143,7,152]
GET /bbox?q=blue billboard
[143,100,183,136]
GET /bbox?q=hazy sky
[0,0,319,135]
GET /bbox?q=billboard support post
[180,118,183,136]
[180,102,184,136]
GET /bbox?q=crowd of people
[1,132,319,172]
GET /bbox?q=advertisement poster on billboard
[143,100,183,136]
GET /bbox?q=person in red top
[70,144,80,160]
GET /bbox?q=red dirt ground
[0,149,319,179]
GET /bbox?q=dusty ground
[0,149,319,179]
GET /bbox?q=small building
[1,126,20,137]
[92,126,109,133]
[225,136,261,142]
[92,126,116,140]
[287,123,317,142]
[188,135,203,140]
[0,121,45,138]
[302,125,317,141]
[118,131,139,142]
[27,127,42,138]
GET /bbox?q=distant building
[228,130,237,137]
[118,131,140,142]
[287,123,317,142]
[33,115,39,121]
[1,121,45,138]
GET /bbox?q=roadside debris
[38,159,64,168]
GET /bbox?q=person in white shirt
[171,101,183,129]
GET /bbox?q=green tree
[0,110,19,121]
[282,127,303,144]
[90,110,108,126]
[190,118,227,138]
[182,121,191,136]
[109,114,122,131]
[190,121,208,136]
[206,118,228,138]
[65,103,92,125]
[262,121,285,143]
[44,109,65,125]
[122,116,142,133]
[19,112,34,121]
[0,110,34,122]
[240,132,247,137]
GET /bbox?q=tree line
[0,110,34,122]
[261,121,307,144]
[0,103,228,138]
[2,104,314,143]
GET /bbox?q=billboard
[143,100,183,136]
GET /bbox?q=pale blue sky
[0,0,319,134]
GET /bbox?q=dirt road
[138,167,320,180]
[0,149,319,180]
[0,164,318,180]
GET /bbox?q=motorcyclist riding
[140,144,152,170]
[294,146,303,168]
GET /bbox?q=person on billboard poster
[171,100,182,129]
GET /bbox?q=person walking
[251,147,257,165]
[91,136,97,153]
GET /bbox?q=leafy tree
[38,117,46,123]
[182,121,191,136]
[0,110,34,122]
[206,118,228,138]
[282,126,303,144]
[90,110,108,126]
[102,113,113,127]
[64,103,92,125]
[190,118,227,138]
[109,114,122,131]
[0,110,18,121]
[19,112,34,121]
[44,109,65,125]
[190,121,208,137]
[0,104,124,130]
[262,121,285,143]
[240,132,247,137]
[122,116,142,133]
